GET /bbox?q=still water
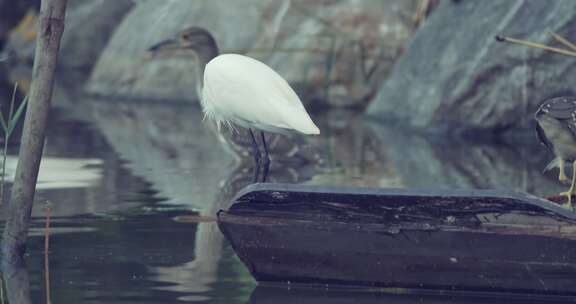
[0,86,568,303]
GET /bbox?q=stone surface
[60,0,134,69]
[0,0,37,49]
[86,0,418,107]
[368,0,576,134]
[2,0,134,69]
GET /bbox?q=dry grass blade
[8,96,28,135]
[495,35,576,57]
[414,0,431,27]
[548,31,576,52]
[0,84,16,132]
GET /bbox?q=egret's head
[147,27,218,58]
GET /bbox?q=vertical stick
[1,1,67,302]
[44,203,52,304]
[0,278,4,304]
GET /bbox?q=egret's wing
[207,54,304,106]
[203,54,318,134]
[537,97,576,121]
[536,96,576,138]
[535,121,553,151]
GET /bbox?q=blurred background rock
[2,0,575,135]
[367,0,576,136]
[2,0,418,107]
[2,0,134,70]
[85,0,418,108]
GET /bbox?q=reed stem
[495,35,576,57]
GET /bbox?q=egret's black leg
[248,129,261,183]
[260,131,270,182]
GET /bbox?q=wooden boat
[217,183,576,297]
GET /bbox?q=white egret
[148,27,319,183]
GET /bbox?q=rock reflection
[286,107,562,197]
[85,97,323,207]
[0,112,153,219]
[80,98,322,301]
[307,109,403,188]
[367,124,561,196]
[86,100,234,207]
[2,156,102,189]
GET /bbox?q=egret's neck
[191,44,219,99]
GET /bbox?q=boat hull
[218,183,576,296]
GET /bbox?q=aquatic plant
[0,83,28,205]
[0,83,27,304]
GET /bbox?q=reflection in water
[85,98,323,208]
[76,99,324,301]
[0,79,569,303]
[87,100,235,208]
[368,125,560,196]
[150,183,236,302]
[3,156,103,189]
[0,113,152,219]
[307,109,403,188]
[305,109,559,198]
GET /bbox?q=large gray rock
[0,0,37,48]
[368,0,576,134]
[86,0,417,107]
[2,0,134,69]
[60,0,134,69]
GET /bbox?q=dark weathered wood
[218,183,576,297]
[250,285,576,304]
[1,1,67,303]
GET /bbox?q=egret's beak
[148,38,181,54]
[146,37,191,61]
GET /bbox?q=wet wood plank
[217,183,576,297]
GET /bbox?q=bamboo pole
[1,1,67,303]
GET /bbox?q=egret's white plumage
[149,27,319,182]
[202,54,319,135]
